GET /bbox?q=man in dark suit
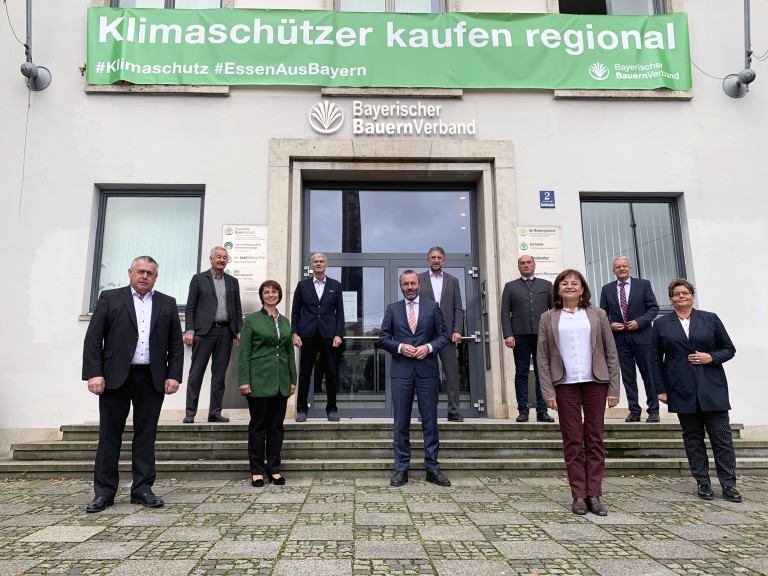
[183,246,243,423]
[291,253,345,422]
[379,271,451,487]
[82,256,184,513]
[418,247,465,422]
[500,255,555,423]
[599,256,660,423]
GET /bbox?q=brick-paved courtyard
[1,474,767,575]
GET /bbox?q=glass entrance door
[302,184,485,418]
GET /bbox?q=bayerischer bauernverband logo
[589,63,609,81]
[309,101,344,134]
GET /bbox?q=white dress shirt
[313,277,326,300]
[616,277,632,302]
[131,288,153,365]
[396,297,434,354]
[429,271,444,306]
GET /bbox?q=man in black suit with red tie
[599,256,660,423]
[291,253,345,422]
[82,256,184,513]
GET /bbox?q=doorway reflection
[312,266,387,411]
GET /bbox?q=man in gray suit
[418,247,465,421]
[501,255,555,423]
[183,246,243,423]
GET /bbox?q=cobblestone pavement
[1,474,767,575]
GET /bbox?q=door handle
[460,331,482,343]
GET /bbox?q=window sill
[554,88,692,100]
[321,87,463,99]
[84,83,230,96]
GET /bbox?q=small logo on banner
[589,62,609,81]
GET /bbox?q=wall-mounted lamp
[20,0,51,91]
[723,0,755,98]
[723,68,756,98]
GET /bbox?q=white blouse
[558,308,593,384]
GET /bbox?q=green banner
[86,8,691,90]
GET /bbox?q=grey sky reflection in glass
[310,190,471,254]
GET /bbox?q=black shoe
[426,470,451,487]
[697,483,714,500]
[586,496,608,516]
[646,412,661,423]
[447,413,464,422]
[327,410,340,422]
[625,412,641,422]
[251,476,264,488]
[269,474,286,486]
[130,491,164,508]
[390,471,408,487]
[722,487,742,503]
[515,411,529,423]
[207,414,229,423]
[537,412,555,423]
[86,495,114,513]
[571,498,588,515]
[295,411,307,422]
[182,416,194,423]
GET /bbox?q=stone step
[57,421,745,442]
[10,438,768,461]
[2,457,768,480]
[8,421,762,480]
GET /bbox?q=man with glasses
[418,247,465,422]
[599,257,660,423]
[183,246,243,424]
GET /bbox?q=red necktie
[619,282,628,323]
[408,301,417,334]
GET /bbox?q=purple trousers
[555,381,608,498]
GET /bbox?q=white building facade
[1,0,766,453]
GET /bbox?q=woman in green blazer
[238,280,296,487]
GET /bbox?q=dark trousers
[555,382,608,498]
[185,325,234,418]
[94,365,164,497]
[297,332,338,414]
[678,410,737,490]
[391,375,440,472]
[616,340,658,415]
[246,394,288,476]
[439,342,461,416]
[513,334,547,413]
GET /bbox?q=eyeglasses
[671,291,692,297]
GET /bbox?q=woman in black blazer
[651,279,740,503]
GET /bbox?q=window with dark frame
[559,0,664,15]
[580,198,684,312]
[337,0,443,13]
[91,190,204,311]
[112,0,220,8]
